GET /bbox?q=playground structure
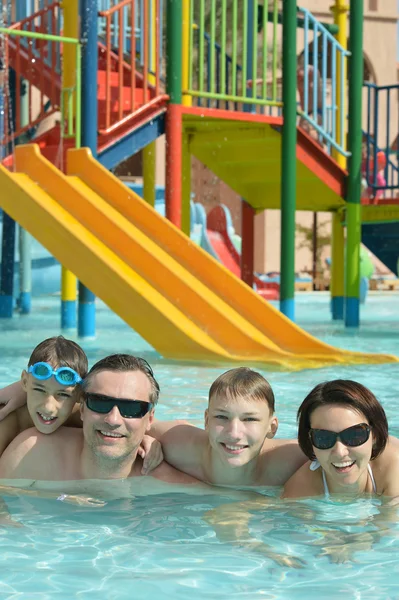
[0,0,398,368]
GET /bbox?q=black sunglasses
[309,423,371,450]
[83,392,153,419]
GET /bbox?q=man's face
[204,391,278,468]
[80,369,154,463]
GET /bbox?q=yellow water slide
[0,144,395,369]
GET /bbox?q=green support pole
[165,0,183,227]
[280,0,297,321]
[166,0,183,105]
[345,0,363,327]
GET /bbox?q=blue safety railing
[97,0,164,72]
[364,82,399,198]
[296,7,350,158]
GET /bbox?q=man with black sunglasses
[0,354,200,485]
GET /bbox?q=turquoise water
[0,292,399,598]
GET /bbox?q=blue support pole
[0,68,16,318]
[18,226,31,314]
[0,213,16,318]
[18,79,32,314]
[79,0,98,338]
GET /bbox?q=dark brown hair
[81,354,160,405]
[209,367,275,412]
[28,336,88,379]
[297,379,388,460]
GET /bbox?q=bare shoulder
[373,441,399,497]
[0,426,80,479]
[282,461,321,499]
[150,460,202,484]
[258,439,307,486]
[0,427,48,478]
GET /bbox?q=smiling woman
[282,380,399,500]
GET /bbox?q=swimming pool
[0,292,398,599]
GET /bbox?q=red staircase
[2,0,168,171]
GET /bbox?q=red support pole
[165,104,182,228]
[241,200,255,288]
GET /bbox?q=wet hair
[81,354,160,405]
[209,367,275,413]
[28,336,88,379]
[297,379,388,461]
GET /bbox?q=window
[368,0,378,10]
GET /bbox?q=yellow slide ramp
[0,144,395,369]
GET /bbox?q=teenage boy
[150,367,307,487]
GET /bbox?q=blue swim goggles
[28,362,82,386]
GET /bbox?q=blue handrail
[97,0,164,70]
[194,7,351,160]
[363,82,399,197]
[297,7,350,158]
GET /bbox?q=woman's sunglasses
[83,392,153,419]
[309,423,371,450]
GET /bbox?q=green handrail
[0,26,82,148]
[186,0,282,109]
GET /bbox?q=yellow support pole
[143,0,157,206]
[61,0,78,328]
[331,0,348,169]
[330,0,348,320]
[182,0,192,107]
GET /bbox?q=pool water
[0,291,398,599]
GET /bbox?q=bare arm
[148,418,194,440]
[204,498,305,568]
[0,381,27,420]
[160,424,208,480]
